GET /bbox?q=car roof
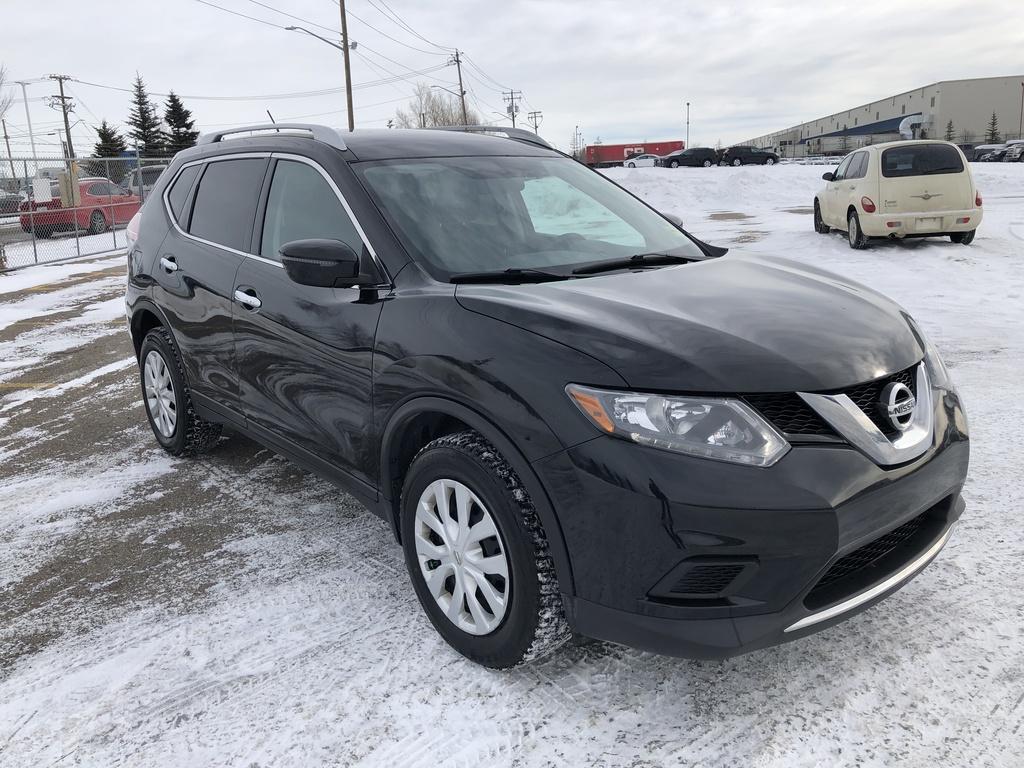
[187,125,558,163]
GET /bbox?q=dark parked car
[125,123,969,669]
[0,189,24,215]
[659,147,720,168]
[720,145,780,166]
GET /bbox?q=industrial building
[746,75,1024,158]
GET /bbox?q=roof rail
[427,125,553,150]
[198,123,347,152]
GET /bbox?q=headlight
[905,315,951,389]
[566,384,790,467]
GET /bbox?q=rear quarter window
[881,145,964,178]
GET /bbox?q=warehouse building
[746,75,1024,158]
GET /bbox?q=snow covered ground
[1,163,1022,766]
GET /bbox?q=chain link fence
[0,155,167,272]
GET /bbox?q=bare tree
[394,83,480,128]
[0,64,14,121]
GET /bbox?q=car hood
[455,252,923,393]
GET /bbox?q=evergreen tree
[944,119,956,142]
[164,91,199,154]
[985,111,1000,143]
[93,120,127,157]
[83,120,129,181]
[126,75,166,156]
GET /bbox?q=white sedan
[624,154,660,168]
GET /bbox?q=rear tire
[401,431,571,668]
[627,162,636,168]
[139,327,222,456]
[950,230,976,245]
[731,158,742,166]
[88,210,107,235]
[813,200,831,234]
[702,159,712,167]
[847,211,869,249]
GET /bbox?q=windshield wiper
[571,252,692,275]
[450,267,571,284]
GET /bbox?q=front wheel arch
[379,396,575,597]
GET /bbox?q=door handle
[234,288,262,310]
[159,256,178,273]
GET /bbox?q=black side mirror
[280,239,365,288]
[822,172,835,181]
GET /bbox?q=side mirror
[822,172,835,181]
[280,239,364,288]
[662,212,685,229]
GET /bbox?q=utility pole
[48,74,76,159]
[686,102,690,148]
[2,119,17,179]
[502,90,521,128]
[450,51,468,125]
[527,111,543,134]
[339,0,354,131]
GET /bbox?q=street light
[286,24,355,132]
[14,77,49,161]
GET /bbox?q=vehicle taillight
[861,197,876,213]
[126,211,141,252]
[975,189,983,207]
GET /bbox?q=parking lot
[2,165,1022,766]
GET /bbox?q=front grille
[743,393,835,437]
[745,365,918,441]
[843,367,916,437]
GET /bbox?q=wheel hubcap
[143,351,177,437]
[414,478,510,635]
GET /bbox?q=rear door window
[187,158,268,251]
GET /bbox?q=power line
[239,0,339,35]
[360,0,455,53]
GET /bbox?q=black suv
[659,147,720,168]
[719,145,780,166]
[125,123,968,668]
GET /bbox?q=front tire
[950,230,976,245]
[813,200,831,234]
[401,431,570,668]
[669,160,679,168]
[764,157,776,165]
[139,327,222,456]
[847,210,869,249]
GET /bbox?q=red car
[20,177,142,237]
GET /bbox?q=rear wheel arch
[379,396,575,596]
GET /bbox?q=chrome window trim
[263,152,390,284]
[161,152,391,286]
[785,522,956,633]
[798,364,932,467]
[162,152,272,259]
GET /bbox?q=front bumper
[535,389,969,659]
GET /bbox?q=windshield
[356,154,703,280]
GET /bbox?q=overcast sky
[3,0,1023,157]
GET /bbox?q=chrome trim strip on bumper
[784,522,956,634]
